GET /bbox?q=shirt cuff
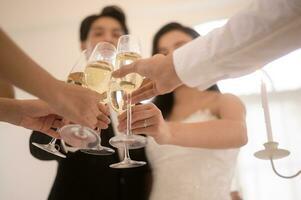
[173,37,228,90]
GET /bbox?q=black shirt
[29,124,152,200]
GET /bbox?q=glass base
[66,146,80,153]
[32,142,66,158]
[109,135,147,149]
[81,145,115,156]
[110,158,146,169]
[60,124,100,149]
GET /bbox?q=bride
[117,22,248,200]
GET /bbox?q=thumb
[112,61,140,78]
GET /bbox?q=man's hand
[112,54,183,103]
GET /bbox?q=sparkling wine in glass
[59,50,101,149]
[109,35,147,168]
[81,42,116,155]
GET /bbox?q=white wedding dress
[146,109,239,200]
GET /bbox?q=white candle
[261,80,274,142]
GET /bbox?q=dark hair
[152,22,199,55]
[79,5,129,42]
[152,22,220,119]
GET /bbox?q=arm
[0,79,14,98]
[174,0,301,89]
[0,28,59,102]
[0,98,110,137]
[118,95,247,149]
[0,29,110,128]
[167,94,247,148]
[113,0,301,102]
[0,98,62,138]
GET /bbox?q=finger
[118,109,156,128]
[131,84,158,104]
[131,81,154,97]
[131,110,157,124]
[62,118,71,125]
[131,116,157,129]
[40,115,56,132]
[96,121,109,129]
[98,103,110,116]
[88,91,106,119]
[43,129,61,139]
[141,78,152,87]
[128,78,152,100]
[131,126,155,136]
[97,113,111,124]
[118,113,157,132]
[52,119,64,129]
[118,104,154,121]
[112,62,137,78]
[38,116,62,138]
[99,91,108,102]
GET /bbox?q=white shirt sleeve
[173,0,301,90]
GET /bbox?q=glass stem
[123,144,131,160]
[126,92,132,136]
[96,127,102,147]
[50,138,57,145]
[97,98,106,146]
[124,93,132,161]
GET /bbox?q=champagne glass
[59,50,100,149]
[80,42,116,155]
[32,51,91,158]
[109,81,146,168]
[109,35,146,168]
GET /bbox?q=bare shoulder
[219,93,245,107]
[216,93,246,118]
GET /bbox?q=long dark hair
[79,5,129,42]
[152,22,220,119]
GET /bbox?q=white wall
[0,0,252,199]
[235,90,301,200]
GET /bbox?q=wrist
[42,79,65,106]
[165,54,182,90]
[0,98,22,125]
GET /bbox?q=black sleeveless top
[29,124,152,200]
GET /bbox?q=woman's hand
[117,103,171,144]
